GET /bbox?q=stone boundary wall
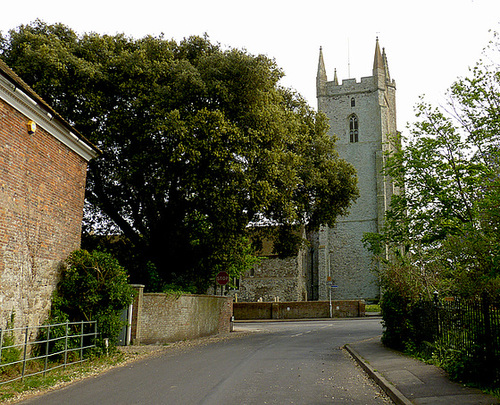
[130,285,233,345]
[234,300,365,320]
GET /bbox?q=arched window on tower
[349,115,358,143]
[351,97,355,107]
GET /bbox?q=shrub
[0,313,21,374]
[380,289,412,350]
[50,250,134,350]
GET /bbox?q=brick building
[0,60,99,329]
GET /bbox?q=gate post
[129,284,145,345]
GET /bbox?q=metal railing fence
[0,320,97,385]
[409,293,500,382]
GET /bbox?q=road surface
[21,318,391,404]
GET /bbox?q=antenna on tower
[347,38,351,78]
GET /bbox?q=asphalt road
[21,318,391,405]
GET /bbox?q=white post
[127,303,133,345]
[329,287,332,318]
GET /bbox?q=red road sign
[216,271,230,285]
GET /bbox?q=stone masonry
[234,228,311,302]
[315,39,399,301]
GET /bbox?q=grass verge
[365,304,381,313]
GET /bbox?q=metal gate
[117,303,133,346]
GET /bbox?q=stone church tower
[315,39,398,301]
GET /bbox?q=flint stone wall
[236,252,309,302]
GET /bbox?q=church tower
[315,39,398,301]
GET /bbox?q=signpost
[327,277,339,318]
[216,271,229,285]
[216,271,229,295]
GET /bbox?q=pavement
[346,334,499,405]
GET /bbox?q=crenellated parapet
[313,38,399,301]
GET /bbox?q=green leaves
[1,22,358,291]
[373,32,500,300]
[54,250,134,345]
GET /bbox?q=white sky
[1,0,499,133]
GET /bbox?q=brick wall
[0,99,88,329]
[130,289,233,345]
[234,300,365,320]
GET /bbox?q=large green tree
[363,36,500,385]
[365,31,500,301]
[0,21,358,291]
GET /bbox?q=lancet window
[349,115,358,143]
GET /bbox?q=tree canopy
[364,31,500,300]
[0,21,358,291]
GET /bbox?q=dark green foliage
[51,250,134,347]
[0,313,21,373]
[364,31,500,388]
[381,292,500,387]
[161,284,196,295]
[0,21,358,292]
[434,342,489,385]
[272,226,305,258]
[379,289,411,350]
